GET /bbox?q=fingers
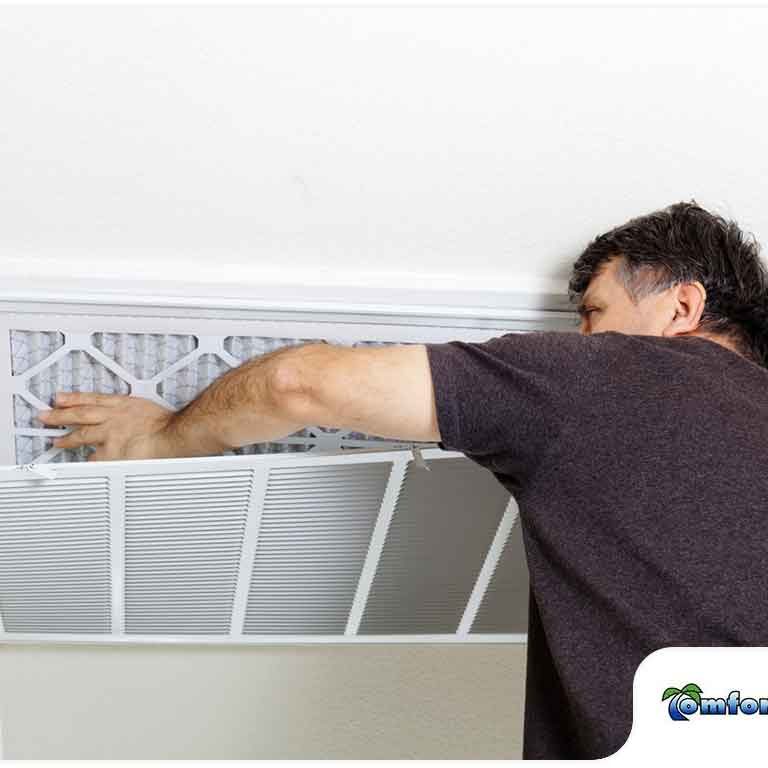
[51,424,108,450]
[54,391,128,407]
[37,405,111,427]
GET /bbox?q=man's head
[568,201,768,367]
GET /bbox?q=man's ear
[663,281,707,336]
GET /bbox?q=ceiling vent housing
[0,293,575,645]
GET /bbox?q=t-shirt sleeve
[425,330,595,486]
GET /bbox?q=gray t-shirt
[425,330,768,759]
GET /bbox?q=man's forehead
[583,259,621,303]
[581,283,601,304]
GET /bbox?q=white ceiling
[1,6,766,308]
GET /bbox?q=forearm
[39,338,437,462]
[163,344,313,457]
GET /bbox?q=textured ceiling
[1,6,766,307]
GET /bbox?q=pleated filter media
[0,307,545,642]
[8,328,410,465]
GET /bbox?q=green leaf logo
[662,683,702,706]
[662,687,681,701]
[681,683,702,706]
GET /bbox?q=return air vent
[0,297,572,644]
[0,449,527,644]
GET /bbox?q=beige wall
[0,642,526,759]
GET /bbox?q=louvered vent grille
[0,449,527,642]
[359,458,511,634]
[124,470,251,634]
[470,522,529,634]
[243,463,392,634]
[0,477,111,633]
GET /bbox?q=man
[37,201,768,759]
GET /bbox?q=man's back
[425,330,768,759]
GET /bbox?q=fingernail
[55,392,67,404]
[37,410,51,421]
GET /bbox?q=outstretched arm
[36,342,441,461]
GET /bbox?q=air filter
[5,326,413,465]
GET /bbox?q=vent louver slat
[470,522,530,634]
[243,463,391,634]
[0,477,111,633]
[359,458,512,634]
[124,471,252,635]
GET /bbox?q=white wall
[1,6,767,308]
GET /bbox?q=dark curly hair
[568,201,768,368]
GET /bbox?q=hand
[36,392,179,462]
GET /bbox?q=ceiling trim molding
[0,272,576,324]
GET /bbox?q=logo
[663,683,768,720]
